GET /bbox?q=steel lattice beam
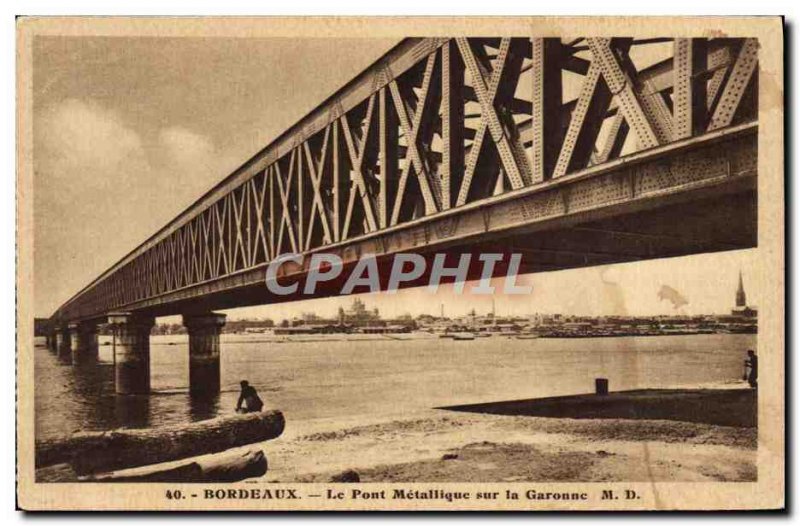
[51,37,758,323]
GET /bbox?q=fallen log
[85,449,268,482]
[195,449,267,482]
[85,462,205,483]
[36,463,79,483]
[36,410,284,475]
[330,469,360,482]
[37,449,268,483]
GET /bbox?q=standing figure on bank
[743,350,758,389]
[236,380,264,413]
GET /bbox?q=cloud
[36,100,221,183]
[657,285,689,310]
[36,99,148,191]
[159,126,216,170]
[33,98,227,316]
[35,99,224,202]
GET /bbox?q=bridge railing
[53,37,758,322]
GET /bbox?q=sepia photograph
[15,16,784,511]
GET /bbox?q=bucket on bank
[595,378,609,395]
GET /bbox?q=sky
[32,36,761,321]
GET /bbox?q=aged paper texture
[16,16,784,511]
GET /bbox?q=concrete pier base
[69,322,99,365]
[183,312,226,398]
[55,328,71,361]
[108,313,155,395]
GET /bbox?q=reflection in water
[189,393,220,422]
[114,395,152,428]
[34,333,757,441]
[70,362,110,396]
[68,362,116,431]
[57,351,73,366]
[36,354,155,436]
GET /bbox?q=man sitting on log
[236,380,264,413]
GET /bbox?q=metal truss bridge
[52,37,758,325]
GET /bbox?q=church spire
[736,271,747,307]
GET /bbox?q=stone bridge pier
[55,326,71,361]
[46,331,57,353]
[103,311,226,396]
[183,312,227,398]
[108,313,155,395]
[68,321,99,365]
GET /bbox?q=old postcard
[16,16,784,511]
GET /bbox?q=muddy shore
[259,387,757,482]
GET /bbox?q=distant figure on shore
[236,380,264,413]
[743,350,758,389]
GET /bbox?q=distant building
[339,298,383,327]
[731,271,758,318]
[34,318,51,337]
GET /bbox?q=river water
[34,333,756,440]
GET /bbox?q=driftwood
[330,469,360,482]
[85,462,204,483]
[36,410,284,475]
[194,448,268,482]
[36,463,80,483]
[37,449,268,483]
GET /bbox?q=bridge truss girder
[53,36,759,323]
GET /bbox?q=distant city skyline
[150,248,760,324]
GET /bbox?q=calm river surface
[34,333,756,440]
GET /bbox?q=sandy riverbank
[256,387,757,483]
